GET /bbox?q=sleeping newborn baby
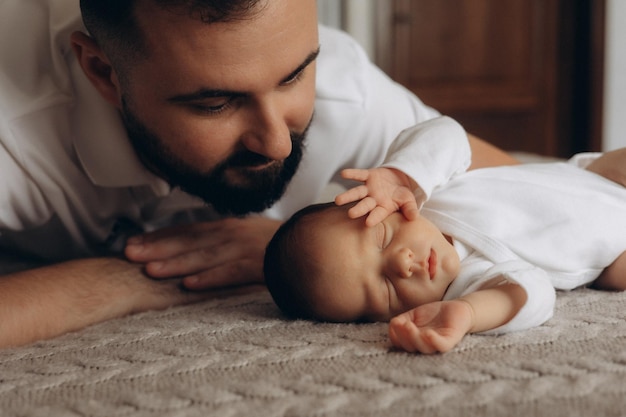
[263,119,626,354]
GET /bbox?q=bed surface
[1,286,625,416]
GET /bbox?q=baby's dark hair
[264,202,340,320]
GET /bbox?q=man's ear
[70,31,123,109]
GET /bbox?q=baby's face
[305,208,461,322]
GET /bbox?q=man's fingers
[142,245,220,278]
[146,255,265,290]
[126,218,279,264]
[182,259,265,290]
[126,224,222,261]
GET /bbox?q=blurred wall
[316,0,342,30]
[319,0,624,150]
[317,0,376,59]
[603,0,626,150]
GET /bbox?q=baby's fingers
[389,320,419,352]
[389,320,437,354]
[340,168,370,182]
[335,185,369,206]
[393,187,420,221]
[364,206,391,227]
[399,201,420,221]
[347,197,377,219]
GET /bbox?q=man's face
[117,0,319,214]
[304,208,461,322]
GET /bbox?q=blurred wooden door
[376,0,605,157]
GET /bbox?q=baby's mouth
[428,249,437,280]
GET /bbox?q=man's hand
[586,148,626,187]
[335,167,419,227]
[388,300,474,354]
[125,217,282,290]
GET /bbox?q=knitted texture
[1,287,625,417]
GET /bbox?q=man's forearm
[0,257,206,349]
[467,134,520,170]
[586,148,626,187]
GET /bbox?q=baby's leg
[592,251,626,291]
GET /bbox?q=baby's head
[264,202,461,323]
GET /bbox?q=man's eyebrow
[280,46,321,84]
[167,89,245,104]
[167,46,320,104]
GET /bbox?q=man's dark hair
[79,0,263,66]
[264,202,338,320]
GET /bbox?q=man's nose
[240,97,292,160]
[388,248,414,279]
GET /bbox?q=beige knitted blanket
[1,286,625,417]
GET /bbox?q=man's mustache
[226,152,273,168]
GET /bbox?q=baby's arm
[336,116,471,226]
[389,282,527,354]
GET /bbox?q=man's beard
[121,99,309,216]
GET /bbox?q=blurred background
[318,0,625,158]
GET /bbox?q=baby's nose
[391,248,414,278]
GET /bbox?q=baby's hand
[335,167,419,226]
[388,300,474,354]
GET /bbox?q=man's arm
[468,134,521,170]
[585,147,626,187]
[0,257,220,349]
[389,283,527,354]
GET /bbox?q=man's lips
[226,158,278,178]
[239,160,275,171]
[228,152,274,169]
[428,249,437,280]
